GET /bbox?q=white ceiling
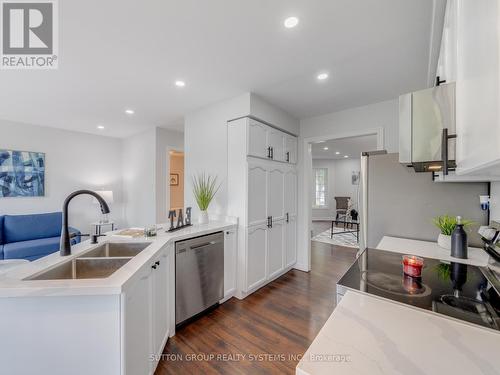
[0,0,445,138]
[311,134,378,160]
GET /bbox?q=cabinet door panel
[248,163,267,226]
[247,225,267,291]
[284,169,297,217]
[268,129,285,162]
[285,216,297,268]
[152,251,168,357]
[248,120,268,159]
[124,269,152,375]
[285,136,298,164]
[267,221,284,279]
[268,167,284,219]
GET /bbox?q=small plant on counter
[192,173,220,224]
[432,215,473,235]
[433,215,473,250]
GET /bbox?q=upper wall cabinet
[246,118,298,164]
[454,0,500,176]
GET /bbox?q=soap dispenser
[451,216,468,259]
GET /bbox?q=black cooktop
[338,249,500,331]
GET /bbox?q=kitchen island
[0,220,236,375]
[297,237,500,375]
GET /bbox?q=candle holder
[402,255,424,278]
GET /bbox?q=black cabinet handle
[267,216,273,228]
[155,261,160,266]
[286,151,290,162]
[152,264,157,269]
[286,213,289,223]
[270,147,274,159]
[441,128,457,176]
[267,146,272,158]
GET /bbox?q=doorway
[310,135,377,250]
[298,128,385,272]
[169,150,184,211]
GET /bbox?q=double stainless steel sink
[26,242,151,281]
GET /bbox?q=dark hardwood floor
[155,241,357,375]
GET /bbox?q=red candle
[402,255,424,277]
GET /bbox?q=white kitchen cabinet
[228,117,298,299]
[223,229,237,299]
[267,165,285,220]
[285,135,298,164]
[245,117,297,164]
[248,161,268,226]
[284,168,297,217]
[246,224,267,291]
[267,220,285,279]
[454,0,500,176]
[248,119,268,159]
[285,215,297,268]
[151,250,169,361]
[123,248,171,375]
[124,266,152,375]
[268,128,285,162]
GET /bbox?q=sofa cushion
[3,235,79,261]
[0,216,4,245]
[4,212,62,243]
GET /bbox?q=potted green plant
[433,215,473,250]
[192,173,220,224]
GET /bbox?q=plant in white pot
[433,215,473,250]
[192,173,220,224]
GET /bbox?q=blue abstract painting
[0,150,45,197]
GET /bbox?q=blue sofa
[0,212,81,261]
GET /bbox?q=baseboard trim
[293,262,310,272]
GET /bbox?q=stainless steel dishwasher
[175,231,224,325]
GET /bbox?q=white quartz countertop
[376,236,490,267]
[296,291,500,375]
[0,221,236,298]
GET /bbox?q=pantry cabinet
[228,117,298,298]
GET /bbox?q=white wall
[122,128,156,227]
[249,93,300,136]
[122,127,184,227]
[0,120,125,233]
[184,93,251,219]
[300,99,399,152]
[312,158,361,220]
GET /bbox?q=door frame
[296,127,385,272]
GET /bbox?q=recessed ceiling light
[175,80,186,87]
[323,147,329,151]
[97,125,105,130]
[284,16,299,28]
[335,151,340,155]
[344,155,349,158]
[317,73,329,81]
[125,109,135,115]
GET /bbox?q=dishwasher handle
[191,241,217,250]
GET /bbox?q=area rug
[312,227,359,248]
